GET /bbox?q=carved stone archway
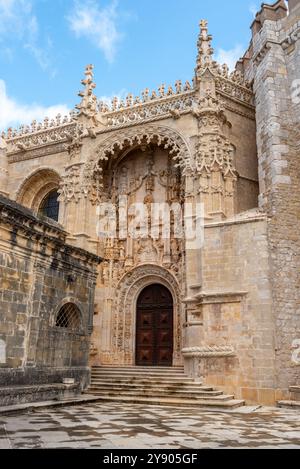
[83,124,193,204]
[15,167,61,212]
[112,264,183,366]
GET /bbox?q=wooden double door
[136,284,174,367]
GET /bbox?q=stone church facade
[0,0,299,406]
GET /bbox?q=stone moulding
[196,291,248,304]
[182,346,236,358]
[184,291,248,305]
[7,142,69,163]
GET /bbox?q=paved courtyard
[0,402,299,449]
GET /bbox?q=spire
[196,20,214,77]
[76,64,99,125]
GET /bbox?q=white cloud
[99,88,128,106]
[67,0,122,63]
[0,79,69,130]
[215,45,245,72]
[0,0,54,73]
[0,0,34,38]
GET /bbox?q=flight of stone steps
[85,366,245,409]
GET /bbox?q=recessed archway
[15,168,61,214]
[112,264,182,366]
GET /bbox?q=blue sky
[0,0,261,130]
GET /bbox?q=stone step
[89,366,245,410]
[91,373,201,386]
[83,393,245,409]
[277,400,300,409]
[88,387,227,399]
[289,386,300,393]
[92,369,185,376]
[91,370,188,378]
[90,380,214,392]
[93,365,184,372]
[91,378,203,387]
[289,386,300,401]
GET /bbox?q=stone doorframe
[112,264,183,366]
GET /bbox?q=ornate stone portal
[111,265,182,366]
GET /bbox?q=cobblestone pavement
[0,403,299,449]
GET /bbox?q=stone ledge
[277,400,300,409]
[289,386,300,393]
[183,290,248,306]
[0,383,80,407]
[0,395,102,416]
[0,383,78,395]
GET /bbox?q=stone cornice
[0,195,102,269]
[184,290,248,305]
[7,142,69,163]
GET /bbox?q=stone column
[182,171,205,377]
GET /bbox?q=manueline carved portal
[136,284,174,366]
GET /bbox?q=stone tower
[240,0,300,392]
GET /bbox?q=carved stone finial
[75,64,106,129]
[195,19,215,80]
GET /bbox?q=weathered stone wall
[241,0,300,395]
[183,215,284,405]
[203,216,277,403]
[0,196,101,391]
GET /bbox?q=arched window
[39,190,59,221]
[55,303,81,331]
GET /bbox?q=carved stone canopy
[58,125,192,205]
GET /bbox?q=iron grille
[55,303,81,330]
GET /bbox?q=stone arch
[112,264,183,366]
[95,124,192,170]
[15,167,62,213]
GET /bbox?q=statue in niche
[137,238,158,263]
[145,154,156,194]
[169,170,181,203]
[171,238,181,263]
[102,261,110,286]
[118,241,126,260]
[119,166,129,195]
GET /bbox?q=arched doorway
[136,284,174,367]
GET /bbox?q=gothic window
[55,303,81,331]
[39,190,59,221]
